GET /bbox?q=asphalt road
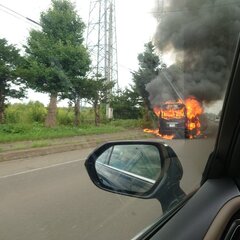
[0,134,217,240]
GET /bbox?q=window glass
[109,145,161,180]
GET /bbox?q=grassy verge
[108,119,144,128]
[0,123,127,143]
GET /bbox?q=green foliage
[31,141,50,148]
[0,123,125,143]
[0,123,32,134]
[108,119,144,128]
[83,78,115,105]
[5,102,47,124]
[56,106,107,125]
[22,0,90,127]
[4,103,108,126]
[41,0,85,45]
[0,38,26,123]
[82,77,115,125]
[0,39,25,97]
[0,104,147,143]
[27,101,47,122]
[5,104,28,124]
[57,108,74,125]
[132,42,160,109]
[111,88,143,119]
[24,0,90,96]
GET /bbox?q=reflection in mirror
[95,144,161,193]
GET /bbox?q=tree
[111,87,142,119]
[59,49,90,126]
[83,78,114,126]
[60,76,88,127]
[132,42,160,120]
[0,38,25,123]
[23,0,89,127]
[60,50,90,127]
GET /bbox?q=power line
[119,63,134,72]
[161,70,184,102]
[0,3,41,27]
[0,6,23,21]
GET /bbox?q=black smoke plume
[147,0,240,106]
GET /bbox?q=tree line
[0,0,161,128]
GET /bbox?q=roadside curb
[0,142,96,162]
[0,131,152,162]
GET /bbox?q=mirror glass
[95,144,162,193]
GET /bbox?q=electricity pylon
[86,0,118,119]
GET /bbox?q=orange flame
[185,96,203,134]
[185,97,203,119]
[153,99,184,118]
[143,128,174,140]
[145,96,203,139]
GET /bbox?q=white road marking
[0,158,85,179]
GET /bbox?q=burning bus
[158,101,187,137]
[151,97,203,139]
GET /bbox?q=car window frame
[202,35,240,182]
[133,34,240,239]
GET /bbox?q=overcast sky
[0,0,157,106]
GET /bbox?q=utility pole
[161,70,184,101]
[86,0,118,119]
[154,0,163,22]
[155,0,165,67]
[155,0,185,101]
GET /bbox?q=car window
[108,145,161,180]
[0,0,240,240]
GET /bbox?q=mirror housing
[85,141,186,212]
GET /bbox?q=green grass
[108,119,144,128]
[0,123,127,143]
[31,140,50,148]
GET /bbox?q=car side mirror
[85,141,186,212]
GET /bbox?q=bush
[79,107,95,125]
[49,105,107,126]
[0,123,32,134]
[113,107,143,120]
[27,101,47,123]
[5,103,29,124]
[0,123,125,143]
[57,108,74,125]
[57,107,102,126]
[5,102,47,124]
